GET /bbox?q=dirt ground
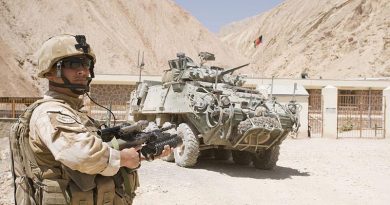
[1,137,390,205]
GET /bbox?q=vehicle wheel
[174,123,199,167]
[160,122,176,162]
[214,149,231,160]
[232,150,252,165]
[252,145,280,170]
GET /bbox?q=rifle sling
[111,136,135,196]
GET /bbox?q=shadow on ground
[193,158,310,180]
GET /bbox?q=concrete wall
[93,75,390,90]
[246,78,390,90]
[322,86,338,138]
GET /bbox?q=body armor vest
[9,99,139,205]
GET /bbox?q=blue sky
[174,0,284,33]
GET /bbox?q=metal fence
[337,92,385,138]
[0,97,42,118]
[307,89,323,137]
[0,97,129,123]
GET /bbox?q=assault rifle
[98,120,181,160]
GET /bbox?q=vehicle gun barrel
[219,63,249,76]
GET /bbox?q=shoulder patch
[56,114,76,124]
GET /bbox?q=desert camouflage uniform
[10,34,138,205]
[26,90,138,204]
[30,90,120,177]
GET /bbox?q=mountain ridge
[219,0,390,79]
[0,0,248,96]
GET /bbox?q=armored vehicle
[128,52,299,169]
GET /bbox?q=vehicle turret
[162,52,247,86]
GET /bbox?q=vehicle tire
[214,149,231,160]
[174,123,199,167]
[232,150,252,165]
[160,122,176,162]
[252,145,280,170]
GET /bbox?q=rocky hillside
[220,0,390,79]
[0,37,40,97]
[0,0,248,96]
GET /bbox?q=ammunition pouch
[69,181,94,205]
[37,174,138,205]
[113,170,140,205]
[15,177,36,205]
[41,179,68,205]
[96,176,115,205]
[63,166,96,192]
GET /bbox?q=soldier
[10,34,171,205]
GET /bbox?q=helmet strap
[49,80,89,95]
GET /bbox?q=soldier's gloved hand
[120,146,141,169]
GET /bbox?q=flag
[254,35,263,48]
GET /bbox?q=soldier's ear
[44,69,56,80]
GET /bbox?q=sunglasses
[58,56,92,69]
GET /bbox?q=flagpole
[254,35,264,81]
[262,38,264,80]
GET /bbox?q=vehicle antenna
[270,75,274,101]
[292,82,297,101]
[137,50,145,83]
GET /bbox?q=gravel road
[1,137,390,205]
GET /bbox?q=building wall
[2,78,387,139]
[90,84,136,103]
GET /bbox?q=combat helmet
[38,34,96,94]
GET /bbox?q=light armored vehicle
[128,52,299,169]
